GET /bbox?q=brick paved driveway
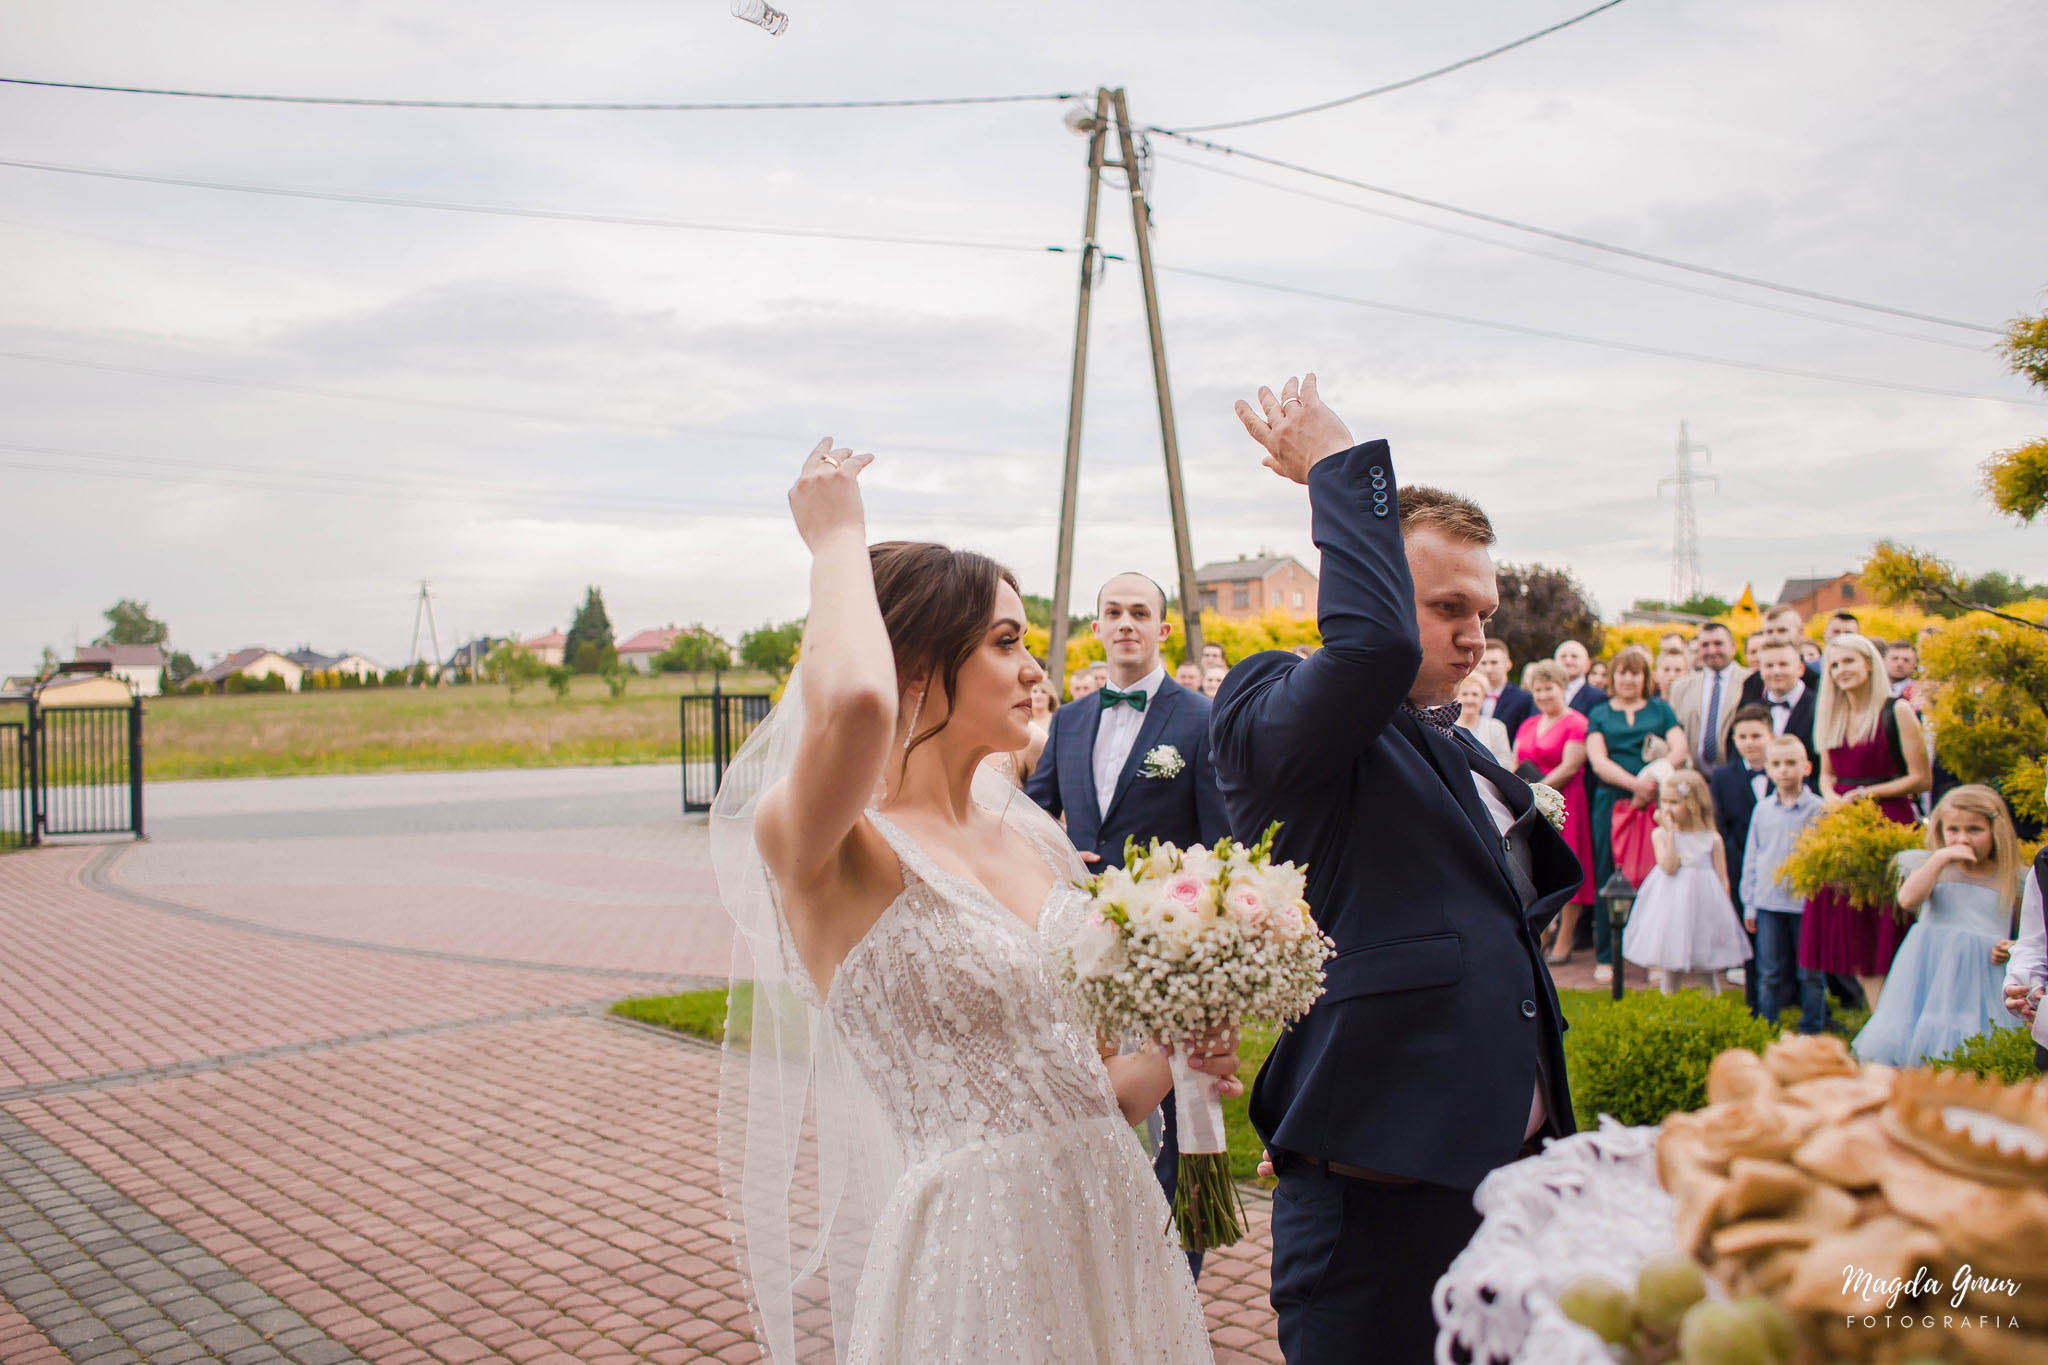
[2,766,1280,1362]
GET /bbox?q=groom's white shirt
[1465,758,1548,1142]
[1093,665,1166,819]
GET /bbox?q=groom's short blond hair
[1398,486,1494,546]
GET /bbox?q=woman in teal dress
[1583,645,1689,980]
[1853,785,2021,1067]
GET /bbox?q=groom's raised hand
[1234,373,1354,486]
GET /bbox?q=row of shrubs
[1569,990,2038,1127]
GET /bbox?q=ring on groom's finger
[1280,397,1302,409]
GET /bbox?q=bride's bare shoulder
[755,778,902,911]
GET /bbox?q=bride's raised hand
[789,438,876,551]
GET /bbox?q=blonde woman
[1799,633,1932,1007]
[1453,671,1514,766]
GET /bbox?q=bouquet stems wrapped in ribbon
[1062,823,1335,1253]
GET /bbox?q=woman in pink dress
[1516,659,1595,964]
[1799,633,1932,1007]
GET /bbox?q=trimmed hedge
[1566,990,1780,1127]
[1929,1024,2040,1084]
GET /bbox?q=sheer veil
[710,662,1091,1362]
[711,663,901,1363]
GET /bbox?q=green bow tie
[1098,686,1149,713]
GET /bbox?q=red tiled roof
[617,627,681,654]
[74,644,166,668]
[522,631,567,648]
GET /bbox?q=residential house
[286,648,383,684]
[1194,554,1319,620]
[617,626,682,674]
[520,631,567,667]
[1775,573,1864,619]
[0,672,138,708]
[444,637,505,677]
[70,645,166,697]
[194,648,305,692]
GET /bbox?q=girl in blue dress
[1853,784,2022,1067]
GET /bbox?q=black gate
[0,699,145,847]
[0,722,28,850]
[681,681,775,813]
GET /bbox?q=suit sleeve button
[1369,465,1385,478]
[1520,999,1537,1018]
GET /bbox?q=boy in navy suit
[1711,706,1774,1013]
[1023,571,1227,1274]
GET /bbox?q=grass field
[608,984,1708,1180]
[137,671,779,780]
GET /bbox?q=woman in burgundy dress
[1800,633,1932,1007]
[1515,659,1595,963]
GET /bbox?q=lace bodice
[1668,827,1716,869]
[819,806,1121,1167]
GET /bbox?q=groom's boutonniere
[1139,744,1186,779]
[1530,781,1567,833]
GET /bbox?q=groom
[1024,571,1229,1272]
[1211,375,1580,1362]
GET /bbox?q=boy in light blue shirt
[1741,735,1830,1032]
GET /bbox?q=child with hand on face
[1740,736,1830,1032]
[1622,770,1752,994]
[1855,785,2024,1067]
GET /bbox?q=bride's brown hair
[869,541,1022,763]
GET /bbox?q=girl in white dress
[714,439,1232,1363]
[1621,770,1752,993]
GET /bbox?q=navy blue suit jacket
[1568,683,1608,717]
[1492,683,1537,750]
[1023,674,1227,869]
[1711,759,1766,910]
[1211,442,1580,1191]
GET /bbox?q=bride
[712,440,1234,1362]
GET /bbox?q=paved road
[2,765,1282,1362]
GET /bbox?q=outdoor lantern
[1599,869,1638,1002]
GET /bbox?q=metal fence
[0,722,28,850]
[0,700,144,847]
[680,683,775,813]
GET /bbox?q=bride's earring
[903,686,926,751]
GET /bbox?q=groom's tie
[1098,687,1148,712]
[1401,700,1461,737]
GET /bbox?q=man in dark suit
[1023,570,1228,1274]
[1748,640,1817,780]
[1740,604,1822,705]
[1478,638,1535,746]
[1213,374,1581,1363]
[1554,639,1606,716]
[1710,705,1775,1013]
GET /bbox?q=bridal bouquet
[1062,823,1334,1251]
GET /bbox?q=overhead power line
[0,76,1076,111]
[1158,263,2043,407]
[1153,152,1984,352]
[0,157,1070,255]
[1149,131,2005,335]
[1160,0,1630,134]
[0,348,1049,463]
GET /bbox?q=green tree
[481,639,547,702]
[1019,593,1091,634]
[95,598,172,648]
[1982,311,2048,522]
[739,619,804,683]
[653,625,734,688]
[564,587,616,674]
[1490,564,1603,667]
[546,665,573,701]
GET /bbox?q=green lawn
[615,984,1844,1181]
[139,671,778,780]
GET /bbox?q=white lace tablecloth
[1434,1120,1676,1364]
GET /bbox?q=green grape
[1636,1252,1710,1334]
[1678,1300,1773,1365]
[1730,1295,1797,1361]
[1555,1274,1635,1345]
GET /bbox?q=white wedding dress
[823,804,1212,1363]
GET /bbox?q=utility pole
[1047,88,1111,690]
[407,581,443,684]
[1110,87,1204,669]
[1045,88,1205,691]
[1659,422,1717,605]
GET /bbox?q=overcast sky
[5,0,2044,674]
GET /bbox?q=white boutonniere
[1139,744,1186,779]
[1530,780,1567,833]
